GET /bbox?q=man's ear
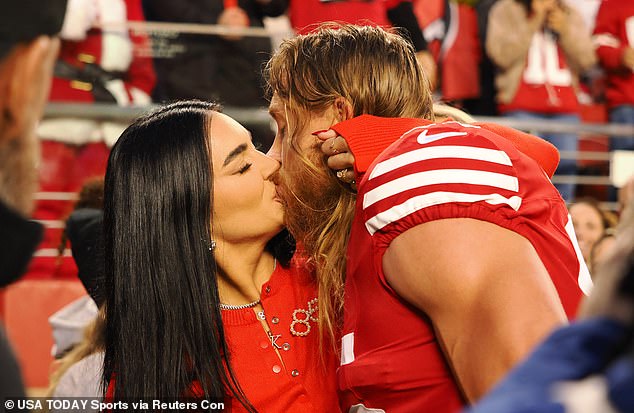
[333,97,354,122]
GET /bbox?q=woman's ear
[333,97,354,122]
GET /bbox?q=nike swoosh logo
[416,130,468,144]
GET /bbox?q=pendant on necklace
[267,330,283,349]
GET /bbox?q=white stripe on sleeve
[369,146,513,180]
[365,192,523,235]
[363,169,519,209]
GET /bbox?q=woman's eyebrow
[223,143,248,167]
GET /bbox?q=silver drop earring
[202,238,216,252]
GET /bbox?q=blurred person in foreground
[0,0,66,405]
[467,181,634,413]
[265,24,590,412]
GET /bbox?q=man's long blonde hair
[265,24,434,344]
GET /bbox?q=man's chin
[277,166,341,248]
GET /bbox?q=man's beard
[275,154,343,258]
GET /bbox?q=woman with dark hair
[102,100,338,412]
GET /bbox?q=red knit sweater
[221,258,339,412]
[106,258,339,412]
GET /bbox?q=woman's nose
[259,150,281,179]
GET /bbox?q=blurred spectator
[564,0,600,33]
[0,9,63,285]
[563,0,602,105]
[569,197,617,269]
[619,177,634,215]
[47,193,104,403]
[590,233,616,276]
[486,0,596,201]
[142,0,285,149]
[0,0,67,405]
[42,0,155,135]
[47,314,104,407]
[413,0,480,106]
[589,177,634,277]
[464,0,501,116]
[56,178,103,266]
[28,0,155,281]
[282,0,437,89]
[53,178,105,307]
[593,1,634,159]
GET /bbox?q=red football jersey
[333,117,589,412]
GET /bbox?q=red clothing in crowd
[413,0,481,101]
[330,115,589,412]
[107,258,339,412]
[289,0,395,34]
[49,0,155,105]
[486,0,595,114]
[593,0,634,109]
[499,31,579,114]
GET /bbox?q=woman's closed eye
[237,163,253,174]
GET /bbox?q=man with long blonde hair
[266,24,589,412]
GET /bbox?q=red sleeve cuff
[330,115,431,177]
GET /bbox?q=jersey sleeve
[359,122,523,249]
[474,122,559,178]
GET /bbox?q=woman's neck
[215,243,276,306]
